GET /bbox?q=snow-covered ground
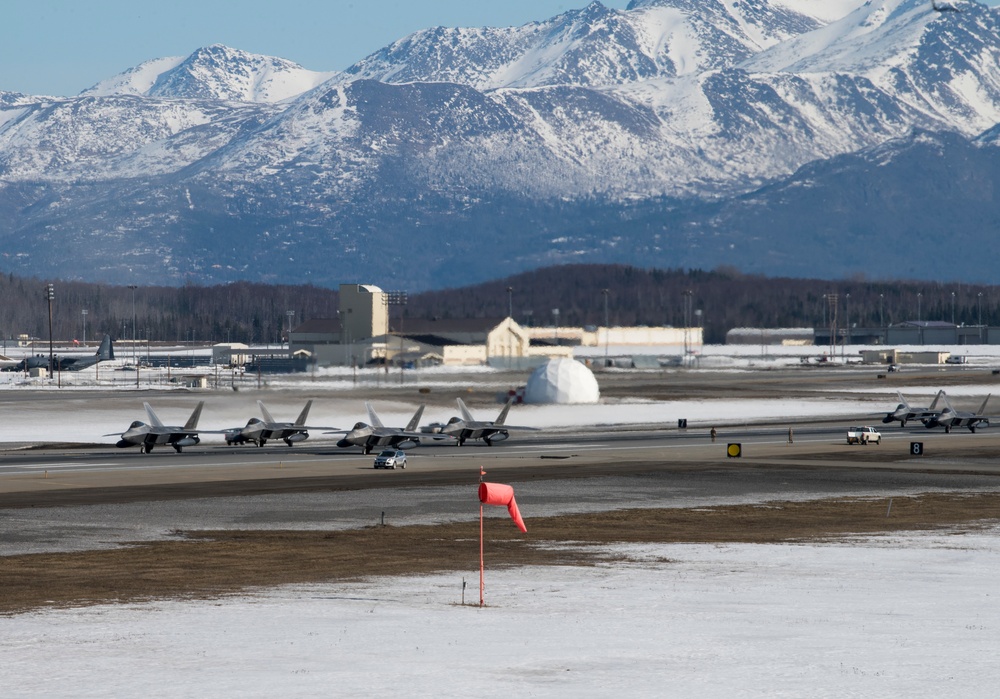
[3,527,998,697]
[1,340,998,443]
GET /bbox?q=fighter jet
[3,334,114,372]
[334,402,443,454]
[922,391,994,433]
[881,392,941,427]
[223,400,333,447]
[108,401,206,453]
[438,397,537,446]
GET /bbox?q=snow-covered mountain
[83,45,338,103]
[2,0,1000,288]
[342,0,834,89]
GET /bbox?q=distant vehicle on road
[847,426,882,445]
[374,449,407,469]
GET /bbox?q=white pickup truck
[846,426,882,445]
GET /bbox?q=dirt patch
[3,492,999,615]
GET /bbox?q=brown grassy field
[3,492,999,615]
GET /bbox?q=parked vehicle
[846,426,882,445]
[373,449,407,469]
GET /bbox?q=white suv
[374,449,407,469]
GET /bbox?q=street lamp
[286,310,295,347]
[951,291,956,325]
[917,292,922,323]
[82,309,88,347]
[506,287,513,319]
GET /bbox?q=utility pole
[286,310,295,348]
[506,287,513,319]
[82,309,88,347]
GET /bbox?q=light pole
[979,292,984,343]
[386,291,408,384]
[128,284,138,388]
[602,288,609,364]
[286,310,295,348]
[45,284,55,377]
[82,309,88,347]
[552,308,559,344]
[917,292,922,323]
[506,287,513,319]
[682,289,693,356]
[845,293,851,346]
[951,291,956,325]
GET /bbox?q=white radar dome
[524,358,600,404]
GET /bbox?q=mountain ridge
[2,0,999,288]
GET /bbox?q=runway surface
[4,366,1000,557]
[3,421,1000,556]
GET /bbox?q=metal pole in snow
[479,501,484,607]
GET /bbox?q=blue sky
[4,1,629,96]
[4,1,997,97]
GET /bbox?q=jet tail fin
[366,401,385,428]
[928,390,947,412]
[143,402,165,428]
[977,394,991,416]
[257,400,276,424]
[456,398,475,423]
[294,400,313,426]
[896,391,909,409]
[405,405,425,432]
[494,397,514,425]
[184,401,205,431]
[96,334,114,361]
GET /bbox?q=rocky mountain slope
[1,0,999,288]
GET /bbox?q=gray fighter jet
[922,391,994,433]
[335,402,444,454]
[438,397,537,446]
[3,334,114,372]
[108,401,206,453]
[881,392,941,427]
[223,400,333,447]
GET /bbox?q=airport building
[284,283,703,369]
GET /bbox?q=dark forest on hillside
[2,266,998,346]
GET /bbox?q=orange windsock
[478,482,527,533]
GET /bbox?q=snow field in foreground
[3,527,999,698]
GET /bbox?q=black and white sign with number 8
[910,442,924,456]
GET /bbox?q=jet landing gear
[141,444,154,454]
[173,444,183,453]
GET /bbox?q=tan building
[339,283,388,345]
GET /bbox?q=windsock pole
[479,467,486,607]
